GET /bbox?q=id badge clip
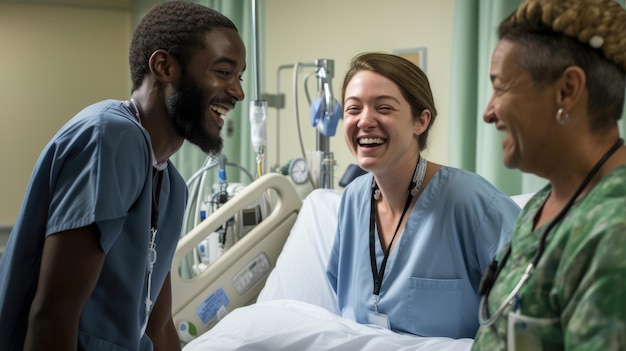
[507,310,558,351]
[368,311,390,329]
[368,295,390,329]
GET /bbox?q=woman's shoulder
[435,166,504,196]
[576,166,626,226]
[338,172,372,210]
[428,167,521,217]
[595,164,626,196]
[342,172,372,194]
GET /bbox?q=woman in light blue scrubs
[327,52,521,339]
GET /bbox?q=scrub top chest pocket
[407,277,467,337]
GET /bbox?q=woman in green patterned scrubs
[473,0,626,350]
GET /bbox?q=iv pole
[253,0,339,188]
[249,0,267,178]
[314,59,335,189]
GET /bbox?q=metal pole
[251,0,261,100]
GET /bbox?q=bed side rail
[171,173,302,342]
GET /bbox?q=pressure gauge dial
[288,157,309,185]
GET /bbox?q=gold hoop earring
[556,108,570,126]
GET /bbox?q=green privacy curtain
[167,0,263,279]
[170,0,263,184]
[449,0,626,196]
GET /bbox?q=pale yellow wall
[0,0,455,225]
[263,0,455,186]
[0,3,131,224]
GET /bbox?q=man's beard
[166,83,223,155]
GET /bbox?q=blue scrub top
[0,100,187,351]
[327,168,520,339]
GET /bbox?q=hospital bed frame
[171,173,302,342]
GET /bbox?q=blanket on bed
[182,299,473,351]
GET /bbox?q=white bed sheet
[183,299,473,351]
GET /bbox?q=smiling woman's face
[342,70,423,174]
[483,39,559,173]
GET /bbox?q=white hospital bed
[172,173,302,342]
[172,172,533,350]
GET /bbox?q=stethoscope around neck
[478,138,624,327]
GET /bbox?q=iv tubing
[293,62,317,189]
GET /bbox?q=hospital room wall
[262,0,455,182]
[0,2,131,243]
[0,0,456,238]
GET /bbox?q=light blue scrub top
[0,100,187,351]
[327,168,520,339]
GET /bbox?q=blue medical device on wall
[310,59,342,137]
[310,96,341,137]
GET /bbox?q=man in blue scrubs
[0,2,246,350]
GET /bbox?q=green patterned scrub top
[472,165,626,351]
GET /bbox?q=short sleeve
[443,171,521,288]
[46,103,151,252]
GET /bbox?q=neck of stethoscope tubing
[477,138,623,328]
[479,262,534,327]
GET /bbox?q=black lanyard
[478,138,624,326]
[151,169,164,232]
[368,182,414,296]
[144,168,164,328]
[127,98,164,232]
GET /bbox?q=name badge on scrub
[367,310,391,329]
[507,310,559,351]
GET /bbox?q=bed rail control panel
[232,252,271,295]
[171,173,302,343]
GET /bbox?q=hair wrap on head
[510,0,626,72]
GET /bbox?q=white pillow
[257,189,342,314]
[510,193,534,209]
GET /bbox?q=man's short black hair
[129,0,238,92]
